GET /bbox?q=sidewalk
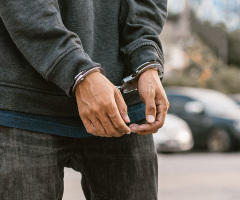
[62,168,85,200]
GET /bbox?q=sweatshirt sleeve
[119,0,167,73]
[0,0,100,96]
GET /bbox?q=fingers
[106,101,131,135]
[98,113,125,137]
[81,115,108,137]
[138,69,159,124]
[129,123,159,135]
[81,117,97,136]
[114,89,130,123]
[75,72,131,137]
[129,99,169,135]
[82,114,125,137]
[155,100,168,128]
[138,83,157,124]
[80,100,130,137]
[90,118,107,137]
[136,70,169,135]
[144,88,157,123]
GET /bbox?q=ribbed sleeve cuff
[46,47,101,96]
[123,41,164,74]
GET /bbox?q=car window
[196,92,240,115]
[167,95,193,114]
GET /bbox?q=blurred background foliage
[161,0,240,94]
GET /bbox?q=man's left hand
[129,68,169,135]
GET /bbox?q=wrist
[138,68,161,84]
[72,67,105,94]
[141,68,159,76]
[117,61,164,93]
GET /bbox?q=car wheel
[207,128,232,152]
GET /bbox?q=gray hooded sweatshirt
[0,0,167,117]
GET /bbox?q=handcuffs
[72,61,164,94]
[72,66,104,93]
[116,61,164,93]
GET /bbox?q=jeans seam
[75,154,96,200]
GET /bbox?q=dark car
[165,87,240,152]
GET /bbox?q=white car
[153,114,194,153]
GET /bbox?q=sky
[168,0,185,14]
[168,0,240,31]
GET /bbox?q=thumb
[114,89,130,123]
[145,93,157,123]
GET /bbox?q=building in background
[161,0,240,94]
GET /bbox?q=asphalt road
[63,152,240,200]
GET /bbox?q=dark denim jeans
[0,125,158,200]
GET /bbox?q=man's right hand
[75,72,131,137]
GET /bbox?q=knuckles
[82,100,115,115]
[121,105,128,115]
[91,107,101,114]
[163,104,169,112]
[85,127,92,134]
[147,104,156,113]
[114,122,128,132]
[114,123,123,131]
[101,100,113,109]
[114,87,123,96]
[166,100,170,109]
[158,120,165,129]
[161,99,170,112]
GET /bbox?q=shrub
[163,66,240,94]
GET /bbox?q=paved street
[63,152,240,200]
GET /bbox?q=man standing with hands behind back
[0,0,169,199]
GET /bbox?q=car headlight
[175,130,191,143]
[233,121,240,132]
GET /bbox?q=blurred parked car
[165,87,240,152]
[153,114,193,153]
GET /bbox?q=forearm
[119,0,168,73]
[0,0,99,95]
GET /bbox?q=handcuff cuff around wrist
[72,66,105,93]
[72,61,164,94]
[116,61,164,93]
